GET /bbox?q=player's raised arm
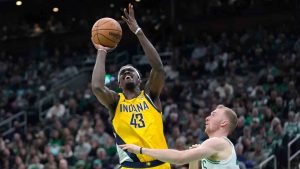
[122,4,165,105]
[91,41,119,115]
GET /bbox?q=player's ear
[118,80,122,88]
[137,78,142,85]
[220,120,229,127]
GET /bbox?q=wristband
[135,28,141,35]
[140,147,143,154]
[98,48,107,54]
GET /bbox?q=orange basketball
[91,18,122,48]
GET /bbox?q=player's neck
[208,130,228,138]
[123,88,141,100]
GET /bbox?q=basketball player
[91,3,170,169]
[120,105,239,169]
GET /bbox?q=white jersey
[201,137,239,169]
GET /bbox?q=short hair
[117,65,141,83]
[217,105,238,134]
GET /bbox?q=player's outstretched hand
[91,38,116,53]
[121,3,140,34]
[119,144,140,154]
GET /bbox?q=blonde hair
[217,105,238,134]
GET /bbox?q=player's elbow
[154,66,165,72]
[91,84,105,94]
[152,67,166,76]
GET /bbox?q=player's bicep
[144,68,165,99]
[181,138,222,163]
[183,145,216,162]
[193,144,216,159]
[92,86,118,111]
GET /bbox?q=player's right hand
[91,38,116,52]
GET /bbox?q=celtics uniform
[201,137,239,169]
[112,91,171,169]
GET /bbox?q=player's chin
[125,81,135,85]
[204,128,209,134]
[125,82,136,90]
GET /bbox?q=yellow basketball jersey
[112,91,170,169]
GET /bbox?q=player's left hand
[119,144,140,154]
[122,3,140,34]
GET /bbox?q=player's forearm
[188,161,199,169]
[91,50,107,89]
[142,148,187,165]
[136,30,163,70]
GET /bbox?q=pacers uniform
[201,137,239,169]
[112,91,171,169]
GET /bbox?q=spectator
[91,120,110,147]
[215,78,234,101]
[31,23,44,37]
[247,140,268,166]
[59,159,68,169]
[167,125,181,148]
[44,154,57,169]
[283,111,299,138]
[74,135,91,159]
[191,42,207,60]
[95,148,110,169]
[28,155,44,169]
[235,143,254,169]
[75,118,93,142]
[46,99,66,120]
[61,144,75,165]
[92,159,102,169]
[48,130,63,156]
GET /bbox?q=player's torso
[201,158,239,169]
[112,91,169,163]
[201,137,239,169]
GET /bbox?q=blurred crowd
[159,25,300,168]
[0,43,90,124]
[1,0,299,43]
[0,2,300,168]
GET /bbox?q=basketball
[91,17,122,48]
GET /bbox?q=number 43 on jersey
[130,113,145,128]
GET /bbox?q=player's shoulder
[205,137,229,149]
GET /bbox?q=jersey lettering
[120,101,149,113]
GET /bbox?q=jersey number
[130,114,145,128]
